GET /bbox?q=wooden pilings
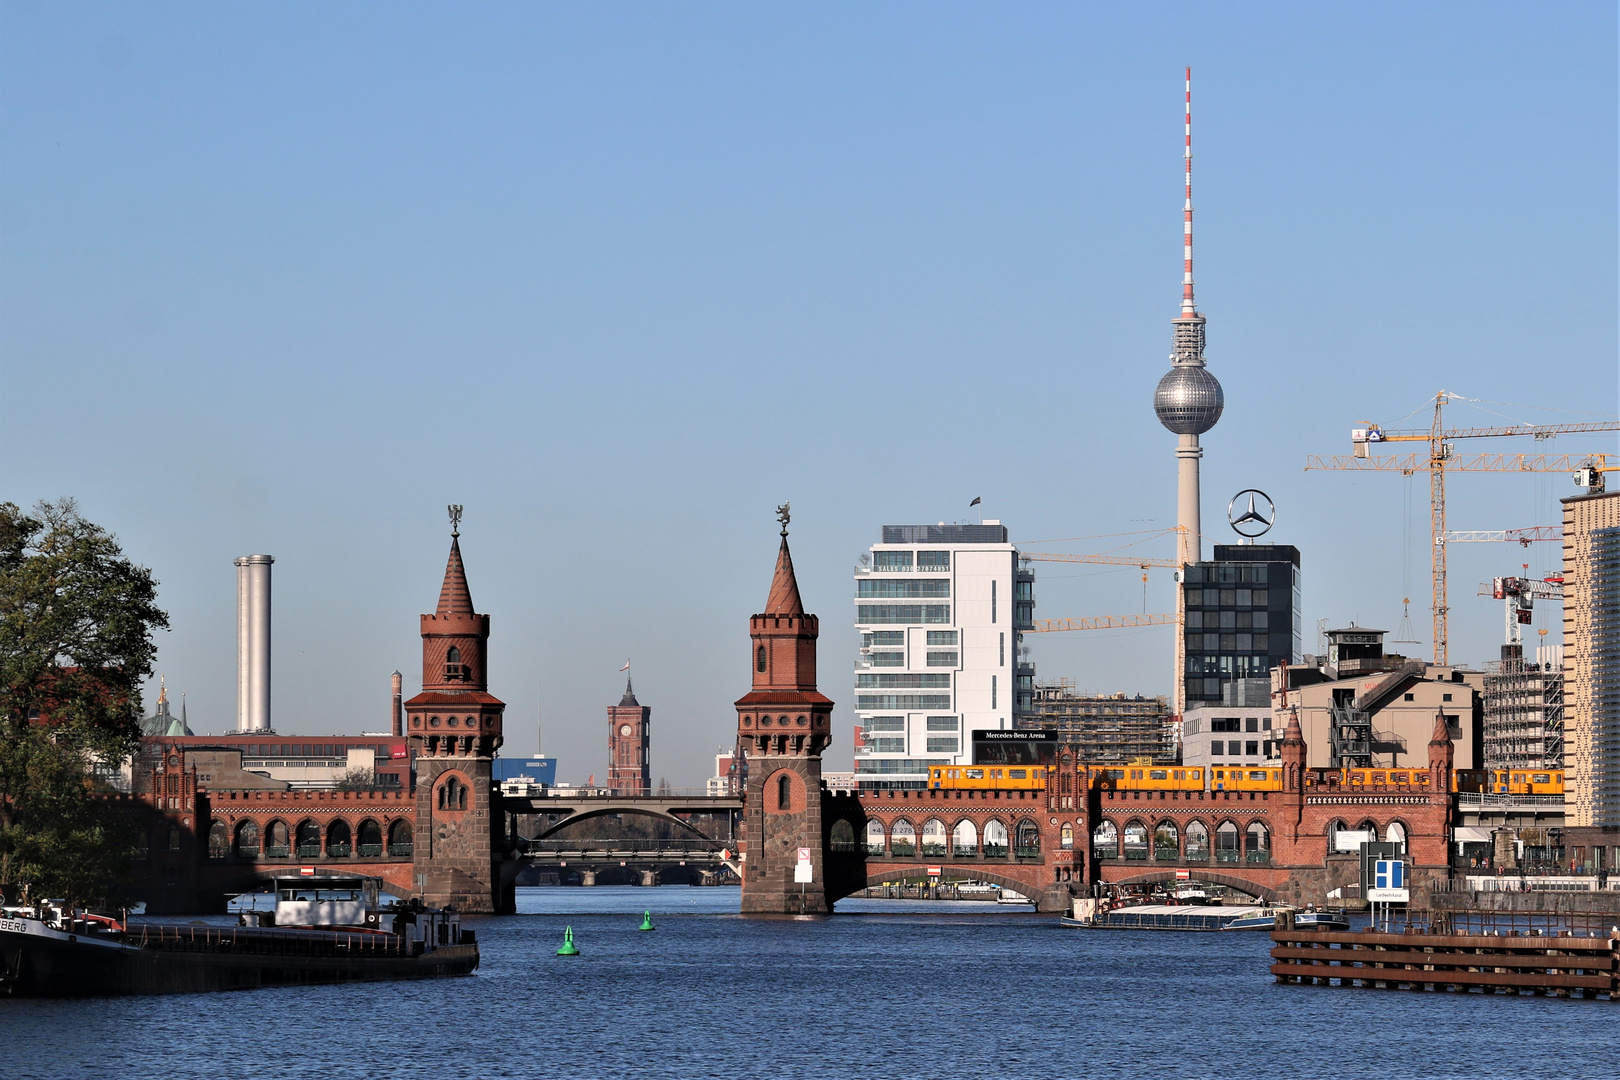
[1270,925,1620,998]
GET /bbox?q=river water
[3,886,1613,1079]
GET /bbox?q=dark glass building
[1184,544,1302,707]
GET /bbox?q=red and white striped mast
[1182,65,1197,319]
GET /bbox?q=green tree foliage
[0,499,169,903]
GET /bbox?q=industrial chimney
[234,555,274,732]
[391,670,404,737]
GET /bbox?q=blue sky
[3,4,1615,785]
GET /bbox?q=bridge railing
[521,838,725,855]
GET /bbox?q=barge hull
[1,936,478,998]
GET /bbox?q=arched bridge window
[953,819,978,856]
[1184,820,1209,862]
[1015,819,1040,857]
[1246,822,1270,864]
[1122,821,1149,860]
[921,819,947,857]
[1215,821,1240,863]
[167,824,181,851]
[358,819,383,857]
[1091,820,1118,860]
[830,819,856,853]
[439,776,468,811]
[984,819,1009,858]
[296,820,321,858]
[890,819,916,856]
[864,820,886,855]
[778,774,793,811]
[265,821,290,858]
[1060,823,1074,850]
[207,820,229,860]
[234,820,259,858]
[327,820,352,858]
[1154,821,1179,860]
[389,819,414,857]
[757,646,767,673]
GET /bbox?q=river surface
[3,886,1613,1079]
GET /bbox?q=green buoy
[638,910,655,931]
[556,925,579,956]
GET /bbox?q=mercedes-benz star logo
[1227,489,1275,538]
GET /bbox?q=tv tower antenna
[1154,67,1226,716]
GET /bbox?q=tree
[0,499,169,904]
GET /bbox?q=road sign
[1367,888,1410,902]
[794,847,813,883]
[798,847,811,861]
[1175,869,1191,880]
[300,867,315,876]
[1368,859,1408,902]
[927,866,941,877]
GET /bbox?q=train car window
[1512,774,1524,783]
[966,769,983,779]
[1190,770,1201,780]
[1532,774,1551,785]
[1173,770,1184,781]
[1132,770,1143,780]
[991,769,1002,779]
[1215,771,1225,780]
[1150,770,1168,780]
[1270,771,1280,780]
[948,769,959,779]
[1248,771,1267,781]
[1009,769,1027,779]
[1105,770,1124,780]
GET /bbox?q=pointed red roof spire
[1429,708,1453,747]
[766,536,805,616]
[437,536,475,615]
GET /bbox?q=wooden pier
[1271,914,1619,999]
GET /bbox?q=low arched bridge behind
[501,791,742,842]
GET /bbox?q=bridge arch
[1104,869,1277,902]
[826,865,1055,907]
[528,804,717,843]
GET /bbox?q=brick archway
[1103,868,1278,902]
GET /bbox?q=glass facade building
[1183,544,1301,708]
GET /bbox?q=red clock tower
[607,676,650,795]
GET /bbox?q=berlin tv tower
[1153,69,1224,718]
[1154,67,1224,567]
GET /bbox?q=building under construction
[1022,680,1173,763]
[1481,643,1564,771]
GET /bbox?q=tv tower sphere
[1154,363,1224,435]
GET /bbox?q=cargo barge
[0,875,477,997]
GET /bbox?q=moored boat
[0,875,477,997]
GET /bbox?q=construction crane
[1026,613,1177,634]
[1477,575,1564,647]
[1306,390,1617,665]
[1015,552,1181,635]
[1443,526,1561,545]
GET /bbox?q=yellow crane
[1306,390,1616,665]
[1016,552,1180,634]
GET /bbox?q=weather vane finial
[448,504,463,538]
[775,501,790,538]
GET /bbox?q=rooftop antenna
[1181,65,1196,320]
[448,504,463,538]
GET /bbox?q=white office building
[852,522,1033,790]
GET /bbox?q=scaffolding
[1482,644,1565,771]
[1020,680,1174,763]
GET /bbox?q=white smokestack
[234,555,274,732]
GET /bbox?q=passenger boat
[996,889,1032,906]
[1072,903,1279,931]
[1221,906,1292,931]
[1291,909,1350,931]
[0,875,478,997]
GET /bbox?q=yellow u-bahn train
[929,762,1567,796]
[927,765,1051,791]
[1452,769,1565,796]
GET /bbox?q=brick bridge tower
[607,675,651,795]
[403,511,511,913]
[736,511,834,914]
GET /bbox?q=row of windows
[1186,610,1269,630]
[857,579,951,598]
[208,817,412,859]
[1209,716,1271,733]
[925,716,960,731]
[1185,564,1270,585]
[856,673,951,689]
[1186,633,1276,653]
[873,550,951,570]
[237,743,395,759]
[1185,655,1275,677]
[839,816,1039,856]
[1185,588,1270,608]
[852,757,950,774]
[870,651,904,666]
[927,651,958,666]
[1095,818,1269,854]
[865,631,905,646]
[866,716,905,731]
[856,694,952,710]
[925,737,960,753]
[856,605,951,624]
[1209,740,1269,758]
